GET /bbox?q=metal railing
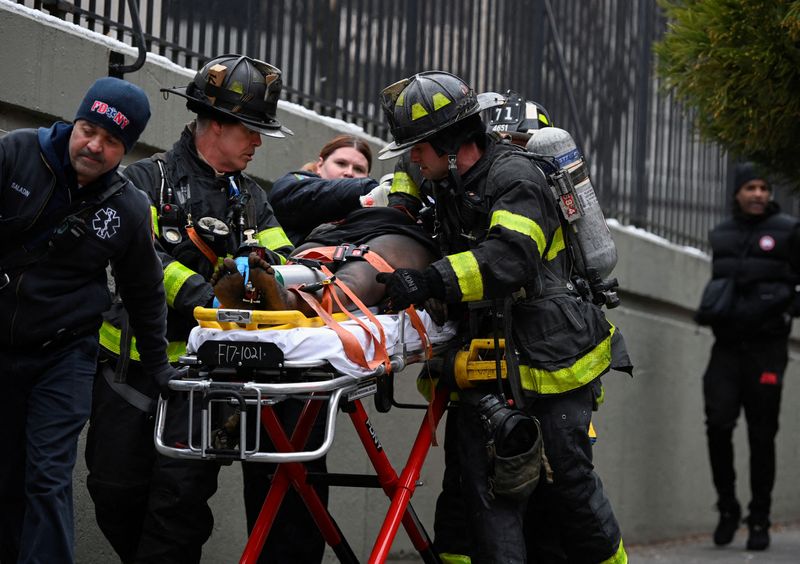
[18,0,796,252]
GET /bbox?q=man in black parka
[700,162,800,551]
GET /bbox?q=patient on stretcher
[211,206,440,319]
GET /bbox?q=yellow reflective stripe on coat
[447,251,483,301]
[519,327,614,394]
[489,210,547,258]
[546,225,566,261]
[256,227,292,261]
[163,261,197,307]
[600,539,627,564]
[150,205,160,238]
[390,171,421,199]
[439,553,471,564]
[99,321,186,363]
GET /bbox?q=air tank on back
[526,127,617,280]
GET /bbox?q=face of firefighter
[409,142,449,180]
[735,179,770,216]
[317,147,370,179]
[69,119,126,186]
[210,121,263,172]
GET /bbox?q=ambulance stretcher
[154,306,461,563]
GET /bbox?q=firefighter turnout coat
[428,136,622,396]
[99,124,293,366]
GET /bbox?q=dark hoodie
[0,123,172,383]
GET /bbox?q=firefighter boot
[713,502,741,546]
[746,516,770,551]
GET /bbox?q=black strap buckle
[332,243,370,262]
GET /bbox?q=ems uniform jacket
[100,124,293,360]
[708,202,800,341]
[427,136,623,396]
[270,170,377,245]
[0,123,172,382]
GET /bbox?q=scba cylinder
[526,127,617,279]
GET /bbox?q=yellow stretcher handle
[453,338,507,390]
[192,306,350,331]
[453,338,600,444]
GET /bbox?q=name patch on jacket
[92,207,120,239]
[11,181,31,198]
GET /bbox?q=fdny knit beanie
[74,77,151,152]
[732,161,768,194]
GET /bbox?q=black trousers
[524,383,622,563]
[703,337,787,520]
[86,358,327,564]
[435,383,622,564]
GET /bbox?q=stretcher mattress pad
[186,311,456,378]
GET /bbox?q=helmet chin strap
[447,153,464,196]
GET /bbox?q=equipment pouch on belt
[477,394,543,499]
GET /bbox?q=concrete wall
[3,2,800,562]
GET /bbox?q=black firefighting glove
[262,248,285,265]
[155,366,188,400]
[376,267,445,310]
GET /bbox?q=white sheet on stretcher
[186,311,457,378]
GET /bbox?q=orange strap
[292,245,432,360]
[186,226,218,265]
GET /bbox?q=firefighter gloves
[376,267,445,310]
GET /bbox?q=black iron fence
[18,0,795,251]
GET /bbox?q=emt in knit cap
[74,77,151,152]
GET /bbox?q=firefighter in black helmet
[84,55,327,564]
[376,71,631,563]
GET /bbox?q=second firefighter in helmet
[486,90,552,146]
[377,71,630,563]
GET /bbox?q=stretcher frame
[154,308,451,563]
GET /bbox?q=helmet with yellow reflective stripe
[161,54,292,138]
[487,91,552,135]
[379,71,504,160]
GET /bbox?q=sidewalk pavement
[626,521,800,563]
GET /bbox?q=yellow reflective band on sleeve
[599,539,627,564]
[432,92,453,111]
[519,327,614,394]
[447,251,484,302]
[150,205,160,238]
[411,103,429,120]
[163,261,197,307]
[546,225,566,261]
[256,227,293,254]
[439,553,471,564]
[99,321,186,363]
[390,171,421,199]
[490,210,546,258]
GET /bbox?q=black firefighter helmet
[162,54,292,138]
[486,91,552,135]
[378,71,504,160]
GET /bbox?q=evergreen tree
[655,0,800,184]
